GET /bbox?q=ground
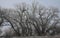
[0,36,60,38]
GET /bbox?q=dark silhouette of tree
[0,1,60,37]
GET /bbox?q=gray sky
[0,0,60,9]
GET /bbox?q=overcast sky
[0,0,60,9]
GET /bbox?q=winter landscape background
[0,0,60,38]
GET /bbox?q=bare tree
[0,1,60,37]
[13,1,60,36]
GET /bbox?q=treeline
[0,1,60,37]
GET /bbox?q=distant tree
[0,7,20,36]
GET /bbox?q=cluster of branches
[0,2,60,36]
